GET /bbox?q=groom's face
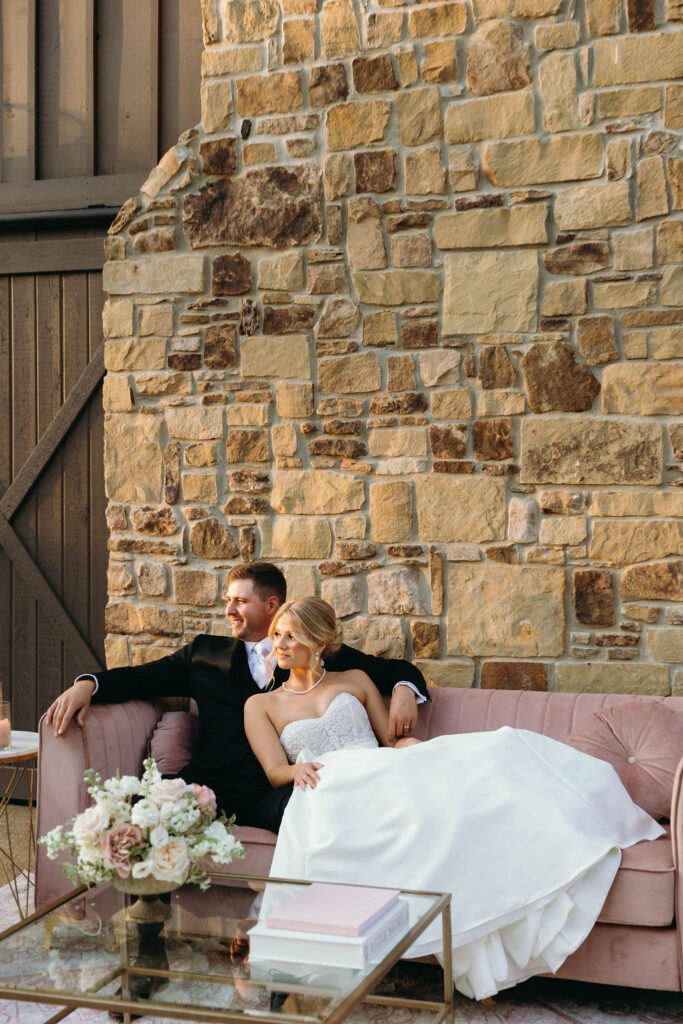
[225,578,280,642]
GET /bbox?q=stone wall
[101,0,683,695]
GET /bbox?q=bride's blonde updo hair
[269,597,343,666]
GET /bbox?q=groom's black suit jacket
[92,634,428,830]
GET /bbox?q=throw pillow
[567,699,683,820]
[148,710,199,776]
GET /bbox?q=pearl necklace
[282,668,327,695]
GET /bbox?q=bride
[244,598,664,1000]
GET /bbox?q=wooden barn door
[0,270,107,730]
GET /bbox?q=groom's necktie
[250,641,272,689]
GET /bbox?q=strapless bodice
[279,692,379,762]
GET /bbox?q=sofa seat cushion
[597,830,674,927]
[566,699,683,819]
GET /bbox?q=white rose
[149,825,169,848]
[72,804,110,846]
[119,776,143,797]
[131,798,160,830]
[151,837,190,885]
[150,779,190,806]
[203,820,229,842]
[166,804,201,833]
[210,834,239,864]
[131,854,156,879]
[188,839,211,862]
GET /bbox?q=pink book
[265,883,400,937]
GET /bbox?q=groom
[45,561,428,832]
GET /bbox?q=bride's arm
[244,695,323,790]
[353,673,422,748]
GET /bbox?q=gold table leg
[0,757,37,918]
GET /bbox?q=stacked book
[248,883,410,969]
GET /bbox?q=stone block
[483,134,603,187]
[269,517,332,558]
[392,233,432,268]
[422,39,458,83]
[508,496,538,543]
[321,0,361,58]
[183,473,218,503]
[621,560,683,601]
[370,481,413,541]
[541,280,586,316]
[543,242,610,276]
[415,660,474,688]
[276,381,314,418]
[183,166,322,249]
[665,84,683,130]
[272,469,364,514]
[318,351,381,393]
[104,414,163,502]
[244,142,277,166]
[103,256,205,295]
[445,92,534,143]
[405,148,446,196]
[363,311,398,346]
[416,476,506,542]
[185,442,219,466]
[354,150,396,193]
[650,327,683,359]
[576,316,618,364]
[344,616,406,658]
[648,629,683,663]
[602,363,683,416]
[430,423,468,458]
[364,12,404,49]
[657,221,683,264]
[613,228,653,271]
[348,197,388,269]
[227,428,269,463]
[283,18,315,63]
[432,390,472,419]
[310,64,349,107]
[435,205,547,248]
[212,253,253,295]
[556,663,668,695]
[352,54,398,92]
[167,407,223,440]
[636,157,669,221]
[662,266,683,307]
[138,563,167,597]
[201,82,233,134]
[481,662,548,691]
[139,305,173,337]
[534,22,579,49]
[324,154,351,201]
[447,563,565,657]
[539,52,580,132]
[472,418,513,461]
[368,567,429,615]
[105,603,183,637]
[586,0,620,34]
[448,150,477,191]
[521,342,600,413]
[258,253,304,292]
[444,251,537,334]
[554,183,630,230]
[103,376,133,413]
[103,299,134,339]
[317,297,360,339]
[130,506,179,536]
[539,516,587,546]
[201,47,262,75]
[326,100,390,150]
[419,351,461,387]
[241,336,311,378]
[223,0,279,43]
[190,517,239,560]
[409,3,467,37]
[369,428,427,457]
[466,19,530,96]
[395,88,443,146]
[593,34,683,87]
[475,391,525,415]
[353,270,442,306]
[590,519,683,564]
[520,418,663,485]
[321,577,365,617]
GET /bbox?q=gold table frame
[0,731,38,919]
[0,872,454,1024]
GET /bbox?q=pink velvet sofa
[36,687,683,991]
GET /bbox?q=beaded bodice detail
[279,692,379,762]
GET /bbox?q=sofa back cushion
[566,699,683,819]
[149,708,199,775]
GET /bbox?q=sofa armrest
[671,753,683,985]
[35,699,164,910]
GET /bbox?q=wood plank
[159,0,202,153]
[97,0,159,174]
[0,238,105,275]
[36,274,65,711]
[38,0,95,179]
[61,274,90,684]
[0,344,104,521]
[87,273,107,665]
[1,0,36,182]
[0,512,102,670]
[0,278,11,699]
[0,173,143,215]
[10,274,37,729]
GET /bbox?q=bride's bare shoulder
[326,667,372,689]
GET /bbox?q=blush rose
[103,824,142,878]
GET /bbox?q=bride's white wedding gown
[268,692,664,1000]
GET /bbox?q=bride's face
[272,614,317,671]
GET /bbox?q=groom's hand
[388,686,417,742]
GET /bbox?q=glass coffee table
[0,871,453,1024]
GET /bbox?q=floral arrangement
[39,757,243,890]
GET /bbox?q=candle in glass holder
[0,702,10,750]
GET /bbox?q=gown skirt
[268,727,664,1000]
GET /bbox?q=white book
[248,898,410,970]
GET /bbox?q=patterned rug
[0,878,681,1024]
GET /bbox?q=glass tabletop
[0,872,450,1023]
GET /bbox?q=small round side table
[0,731,39,919]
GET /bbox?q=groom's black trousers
[230,783,293,834]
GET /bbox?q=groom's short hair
[227,562,287,603]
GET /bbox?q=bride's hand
[292,761,324,790]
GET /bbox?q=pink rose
[103,824,142,878]
[191,784,217,819]
[151,837,190,885]
[149,778,190,806]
